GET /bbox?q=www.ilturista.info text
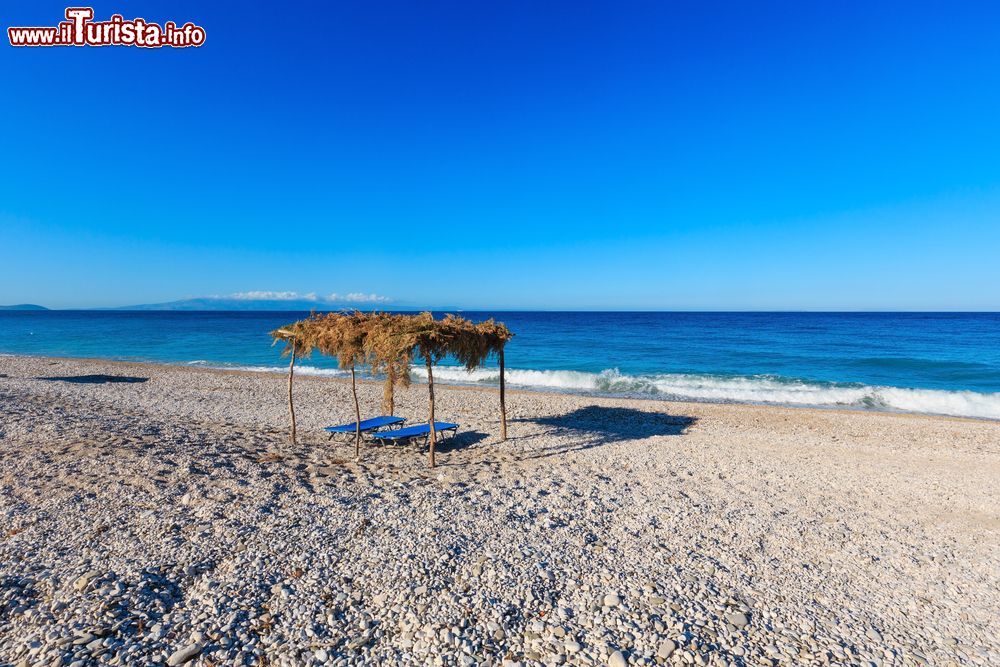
[8,8,206,48]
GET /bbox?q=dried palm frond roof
[270,316,319,358]
[311,311,370,368]
[476,319,514,352]
[271,311,513,370]
[363,312,415,387]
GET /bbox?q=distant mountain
[116,297,418,312]
[0,304,48,310]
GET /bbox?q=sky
[2,1,1000,310]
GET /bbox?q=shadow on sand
[435,429,489,452]
[513,405,696,458]
[37,374,149,384]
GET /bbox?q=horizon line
[6,307,1000,314]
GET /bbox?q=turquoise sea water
[2,311,1000,419]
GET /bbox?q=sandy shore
[1,355,998,667]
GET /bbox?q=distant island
[116,297,421,312]
[0,297,451,312]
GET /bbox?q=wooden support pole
[287,340,297,445]
[383,365,395,416]
[426,355,436,468]
[351,365,362,460]
[499,345,507,441]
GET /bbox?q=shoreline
[3,351,996,425]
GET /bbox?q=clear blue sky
[2,1,1000,310]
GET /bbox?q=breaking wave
[188,361,1000,420]
[411,366,1000,420]
[186,360,351,378]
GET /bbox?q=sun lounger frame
[324,416,406,441]
[369,421,459,447]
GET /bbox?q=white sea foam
[243,364,350,378]
[193,361,1000,420]
[410,366,1000,420]
[185,360,351,378]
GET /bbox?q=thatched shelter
[270,310,514,467]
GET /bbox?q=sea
[2,311,1000,420]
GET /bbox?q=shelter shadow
[37,374,149,384]
[434,429,489,452]
[514,405,695,456]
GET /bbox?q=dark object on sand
[37,374,148,384]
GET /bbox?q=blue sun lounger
[370,421,459,444]
[324,416,405,439]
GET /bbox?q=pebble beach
[1,354,998,667]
